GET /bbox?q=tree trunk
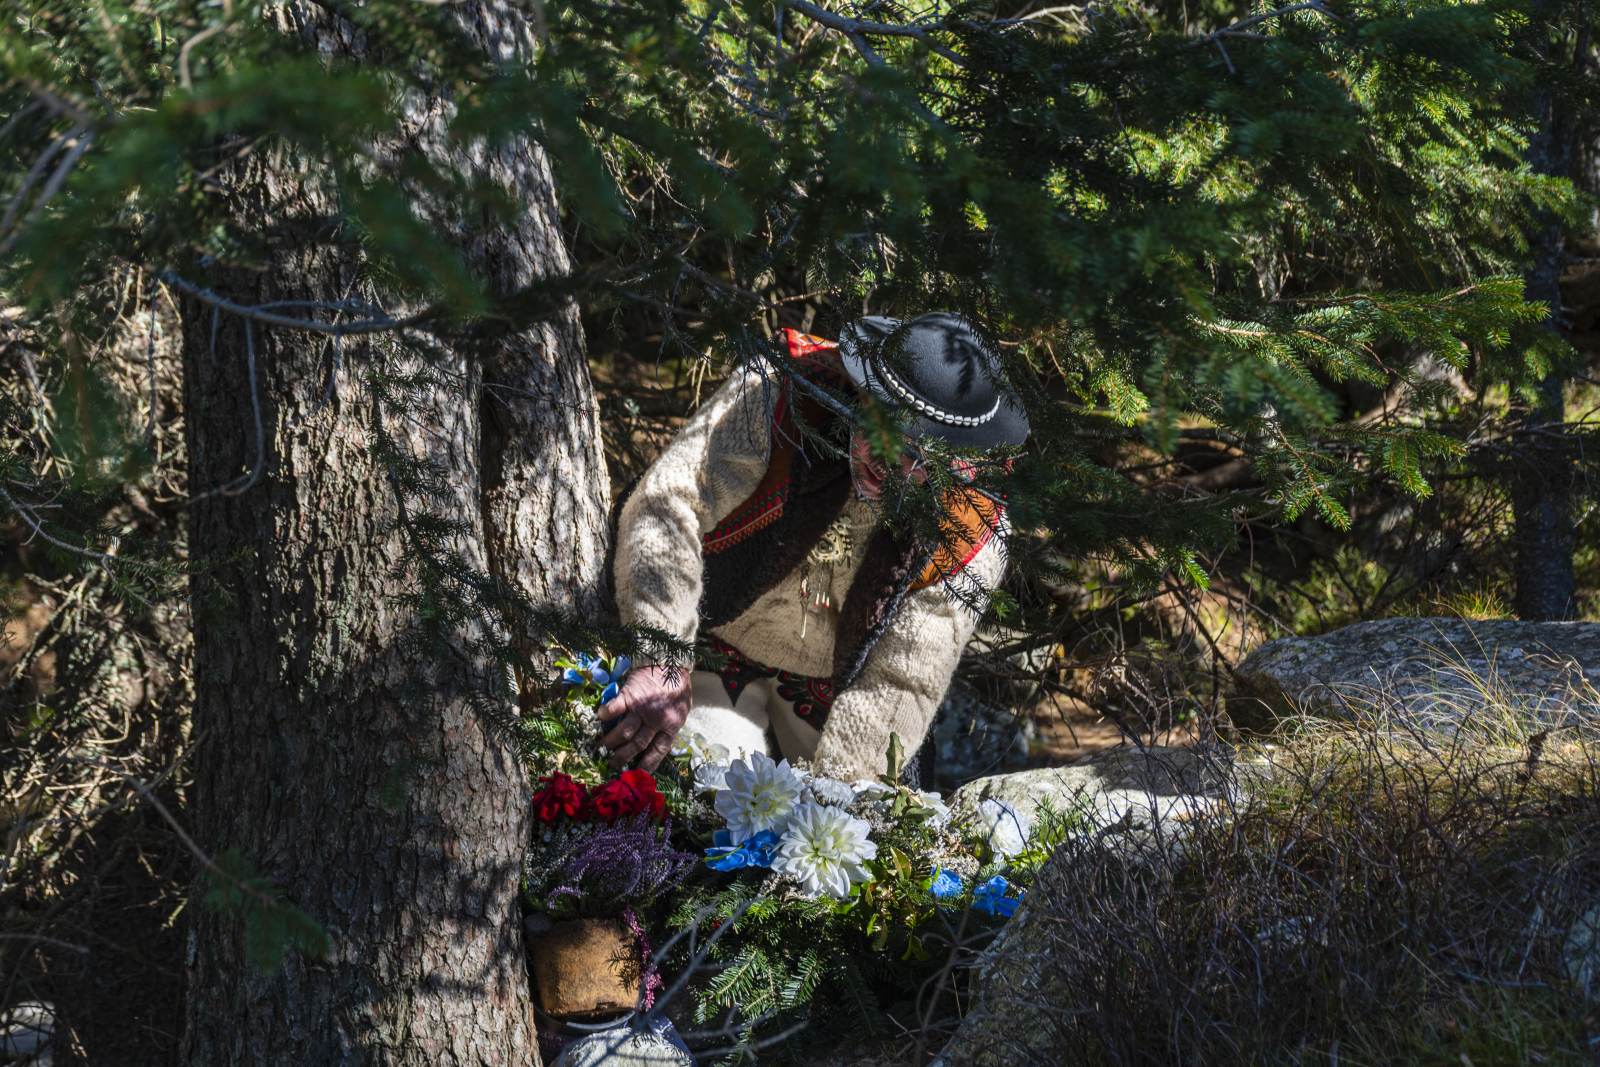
[178,5,607,1064]
[1510,19,1579,621]
[1509,369,1575,620]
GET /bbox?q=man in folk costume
[603,313,1030,781]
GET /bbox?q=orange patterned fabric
[914,489,1003,591]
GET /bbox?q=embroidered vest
[698,329,1002,689]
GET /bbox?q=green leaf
[883,734,904,784]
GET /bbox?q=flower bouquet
[668,735,1030,966]
[680,740,1027,920]
[526,652,1043,1042]
[528,653,637,780]
[523,768,696,1019]
[646,737,1038,1042]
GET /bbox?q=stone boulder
[948,745,1235,841]
[935,748,1242,1067]
[1233,618,1600,731]
[0,1001,53,1063]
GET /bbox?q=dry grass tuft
[943,670,1600,1067]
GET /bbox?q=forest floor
[1028,698,1197,762]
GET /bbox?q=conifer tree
[6,3,618,1062]
[167,2,610,1056]
[1,0,1593,1062]
[1507,0,1593,619]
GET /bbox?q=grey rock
[948,745,1234,839]
[1233,618,1600,730]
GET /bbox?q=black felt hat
[837,313,1030,448]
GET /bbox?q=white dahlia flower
[976,797,1033,858]
[803,774,857,807]
[714,751,804,842]
[673,729,732,792]
[773,802,878,899]
[695,760,731,793]
[915,790,953,828]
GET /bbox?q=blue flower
[598,655,633,703]
[972,875,1023,919]
[704,845,750,871]
[742,830,779,865]
[583,653,613,688]
[704,829,780,871]
[928,867,964,901]
[560,652,631,696]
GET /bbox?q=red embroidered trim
[703,489,786,551]
[701,337,823,555]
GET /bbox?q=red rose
[586,780,629,821]
[588,769,666,822]
[616,769,666,819]
[532,773,586,823]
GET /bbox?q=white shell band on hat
[869,356,1001,428]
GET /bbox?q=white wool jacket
[614,364,1006,779]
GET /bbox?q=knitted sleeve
[810,527,1009,781]
[614,365,779,649]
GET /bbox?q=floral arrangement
[691,747,920,899]
[525,651,1047,1045]
[654,736,1036,1042]
[523,768,694,921]
[523,652,636,780]
[673,731,1030,932]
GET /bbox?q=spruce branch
[0,127,93,259]
[782,0,970,68]
[1198,0,1340,44]
[0,482,122,569]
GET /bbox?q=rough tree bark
[1510,12,1580,621]
[1513,193,1577,620]
[178,4,608,1064]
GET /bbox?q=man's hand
[597,665,691,771]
